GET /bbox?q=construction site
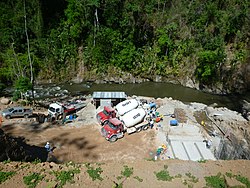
[0,92,250,187]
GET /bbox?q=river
[59,82,249,112]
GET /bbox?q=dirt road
[1,120,157,163]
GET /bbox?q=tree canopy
[0,0,249,93]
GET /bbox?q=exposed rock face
[214,121,250,160]
[242,100,250,120]
[217,135,250,160]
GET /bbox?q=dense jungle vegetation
[0,0,249,96]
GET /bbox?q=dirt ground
[1,119,157,163]
[1,101,250,187]
[1,159,250,188]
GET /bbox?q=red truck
[96,99,139,125]
[101,108,149,142]
[96,106,116,125]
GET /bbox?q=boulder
[1,97,10,105]
[242,100,250,120]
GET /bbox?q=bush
[0,171,16,184]
[23,172,43,188]
[204,173,226,188]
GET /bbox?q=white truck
[101,108,149,142]
[48,101,86,119]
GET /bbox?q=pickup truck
[1,106,33,119]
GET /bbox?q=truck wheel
[24,114,29,119]
[102,120,108,126]
[109,135,118,142]
[137,127,142,132]
[5,115,11,119]
[143,126,149,130]
[58,115,63,120]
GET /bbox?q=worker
[45,142,51,153]
[206,139,212,149]
[149,119,154,129]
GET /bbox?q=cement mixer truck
[96,98,139,125]
[115,98,139,116]
[101,108,149,142]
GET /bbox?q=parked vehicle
[96,106,116,125]
[96,99,139,125]
[115,99,139,116]
[101,108,149,142]
[48,101,86,119]
[1,107,33,119]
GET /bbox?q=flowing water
[59,82,249,112]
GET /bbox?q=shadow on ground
[0,128,58,162]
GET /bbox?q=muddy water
[60,82,250,112]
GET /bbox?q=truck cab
[101,118,124,142]
[96,106,116,125]
[101,108,148,142]
[48,103,63,117]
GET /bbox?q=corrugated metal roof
[92,92,126,99]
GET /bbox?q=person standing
[150,119,154,129]
[45,142,51,153]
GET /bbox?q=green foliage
[0,0,249,89]
[0,82,6,92]
[204,173,226,188]
[53,169,80,187]
[3,159,11,164]
[185,172,199,183]
[116,176,123,180]
[0,171,16,184]
[154,166,173,181]
[121,165,133,178]
[133,176,143,182]
[85,164,103,181]
[154,170,173,181]
[32,158,41,164]
[196,50,225,84]
[12,76,32,101]
[198,159,207,163]
[23,172,43,188]
[225,172,250,187]
[235,174,250,187]
[225,172,233,178]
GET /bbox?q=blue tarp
[170,119,178,126]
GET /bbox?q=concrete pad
[195,142,216,160]
[183,141,203,161]
[171,141,189,160]
[168,140,216,161]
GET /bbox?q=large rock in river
[0,97,10,105]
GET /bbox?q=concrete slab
[183,141,203,161]
[156,107,216,161]
[196,142,216,160]
[171,141,189,160]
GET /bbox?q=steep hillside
[0,0,249,94]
